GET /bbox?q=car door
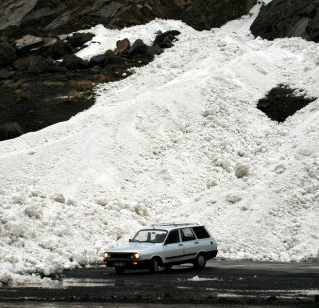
[180,227,198,260]
[162,229,184,263]
[192,226,211,251]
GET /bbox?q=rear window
[181,228,196,241]
[192,226,210,239]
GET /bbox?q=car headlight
[133,253,140,259]
[104,252,109,259]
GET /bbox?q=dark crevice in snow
[257,84,317,122]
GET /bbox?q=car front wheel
[194,254,206,269]
[149,257,161,273]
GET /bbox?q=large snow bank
[0,3,319,283]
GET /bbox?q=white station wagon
[103,223,218,274]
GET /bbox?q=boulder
[62,54,87,70]
[128,39,162,60]
[153,30,181,48]
[90,54,107,66]
[128,39,149,56]
[67,32,94,49]
[251,0,319,42]
[0,41,16,67]
[181,0,256,30]
[103,50,127,65]
[46,39,73,59]
[15,34,44,53]
[146,45,163,57]
[115,38,131,56]
[13,55,58,74]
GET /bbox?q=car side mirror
[129,239,132,242]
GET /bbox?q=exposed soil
[257,84,317,122]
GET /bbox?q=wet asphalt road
[0,304,315,308]
[1,260,319,306]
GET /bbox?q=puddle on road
[62,278,115,288]
[17,278,116,289]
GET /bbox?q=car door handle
[195,241,199,244]
[178,243,183,246]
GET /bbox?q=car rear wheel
[194,254,206,269]
[115,266,125,274]
[149,257,161,273]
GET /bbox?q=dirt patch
[257,84,317,122]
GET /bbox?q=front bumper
[105,259,151,269]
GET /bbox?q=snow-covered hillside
[1,3,319,284]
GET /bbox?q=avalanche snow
[0,3,318,284]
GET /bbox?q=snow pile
[1,3,319,283]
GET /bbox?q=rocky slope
[251,0,319,42]
[0,30,180,141]
[0,0,255,142]
[0,0,255,37]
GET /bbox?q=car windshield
[132,229,167,243]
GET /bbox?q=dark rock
[0,41,16,67]
[67,32,94,49]
[251,0,319,42]
[14,35,71,58]
[15,34,43,53]
[115,38,131,56]
[181,0,256,31]
[90,54,107,66]
[153,30,181,49]
[128,39,149,56]
[257,84,317,122]
[146,45,163,56]
[46,39,73,59]
[0,68,14,79]
[34,37,59,53]
[62,54,87,70]
[0,122,24,141]
[105,55,127,66]
[128,39,164,59]
[13,55,58,74]
[98,50,126,66]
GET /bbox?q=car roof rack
[151,223,199,227]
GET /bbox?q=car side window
[192,226,210,239]
[165,229,180,245]
[181,228,196,241]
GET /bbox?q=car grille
[109,253,132,261]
